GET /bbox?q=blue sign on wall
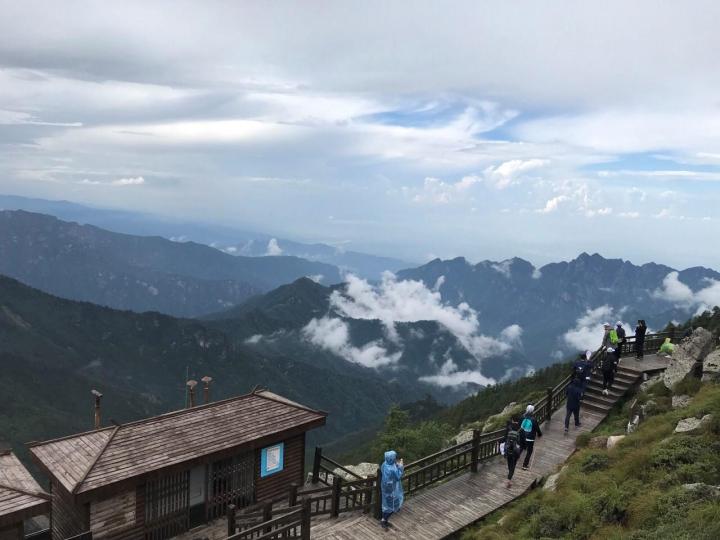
[260,442,285,478]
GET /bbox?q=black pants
[522,440,535,468]
[636,340,644,358]
[565,406,580,429]
[506,451,518,480]
[382,511,393,522]
[603,369,614,389]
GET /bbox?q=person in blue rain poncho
[380,450,404,530]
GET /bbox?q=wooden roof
[0,452,50,527]
[29,390,326,496]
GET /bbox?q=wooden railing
[236,330,678,535]
[227,500,310,540]
[310,447,363,486]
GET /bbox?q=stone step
[581,399,612,414]
[582,392,619,408]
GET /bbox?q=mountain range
[0,194,412,278]
[0,209,342,317]
[0,274,429,461]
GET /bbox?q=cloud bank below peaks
[653,272,720,315]
[301,272,522,386]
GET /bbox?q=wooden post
[363,475,374,513]
[330,476,342,518]
[288,482,299,507]
[311,446,322,483]
[374,468,382,520]
[546,386,554,421]
[301,498,311,540]
[226,504,236,536]
[262,501,273,534]
[470,429,480,473]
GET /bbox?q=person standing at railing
[601,344,617,396]
[635,319,647,360]
[380,450,404,530]
[616,322,627,357]
[502,415,522,488]
[519,405,542,471]
[564,376,583,434]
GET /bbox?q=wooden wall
[89,490,137,539]
[0,523,22,540]
[254,434,305,502]
[50,481,87,540]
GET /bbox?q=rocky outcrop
[682,483,720,498]
[672,395,692,409]
[639,374,662,393]
[481,402,520,433]
[663,328,714,389]
[543,465,568,492]
[607,435,625,449]
[702,348,720,382]
[674,414,712,433]
[588,436,608,449]
[333,462,379,479]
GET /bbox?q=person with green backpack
[503,415,522,488]
[519,404,543,470]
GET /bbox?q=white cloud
[485,159,548,190]
[266,238,283,256]
[302,316,401,368]
[563,305,630,352]
[244,334,263,344]
[537,195,569,214]
[491,260,512,278]
[112,176,145,186]
[307,274,324,283]
[419,358,495,388]
[653,271,720,314]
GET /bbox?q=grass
[461,379,720,540]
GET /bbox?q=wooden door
[143,471,190,540]
[206,451,255,521]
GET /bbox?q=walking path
[312,354,669,539]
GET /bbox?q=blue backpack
[520,417,534,437]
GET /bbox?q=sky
[1,1,720,269]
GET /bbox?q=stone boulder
[333,462,379,479]
[481,402,521,433]
[672,395,692,409]
[639,374,662,393]
[607,435,626,449]
[543,465,568,492]
[674,414,713,434]
[682,483,720,498]
[702,348,720,382]
[588,436,609,449]
[663,328,714,389]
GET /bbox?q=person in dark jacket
[616,322,627,358]
[601,347,617,395]
[519,405,543,470]
[564,377,583,433]
[503,416,521,488]
[635,320,647,360]
[582,350,594,395]
[572,353,586,380]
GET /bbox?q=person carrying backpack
[582,350,593,395]
[616,321,627,357]
[519,404,542,470]
[601,346,617,395]
[503,416,522,488]
[564,376,583,433]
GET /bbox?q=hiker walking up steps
[380,450,404,530]
[519,404,542,470]
[564,376,583,434]
[502,415,522,488]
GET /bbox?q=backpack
[609,329,619,345]
[506,427,521,456]
[520,417,533,434]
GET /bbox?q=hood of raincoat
[664,337,671,344]
[384,450,397,466]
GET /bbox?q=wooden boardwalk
[312,354,668,539]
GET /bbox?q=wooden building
[28,390,326,540]
[0,451,51,540]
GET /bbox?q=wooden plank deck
[311,354,668,539]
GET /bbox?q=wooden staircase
[581,363,644,415]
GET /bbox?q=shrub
[646,380,671,397]
[673,376,702,396]
[575,432,591,448]
[580,452,610,472]
[650,435,705,470]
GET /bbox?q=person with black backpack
[503,415,522,488]
[564,376,583,434]
[519,405,542,470]
[601,346,617,395]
